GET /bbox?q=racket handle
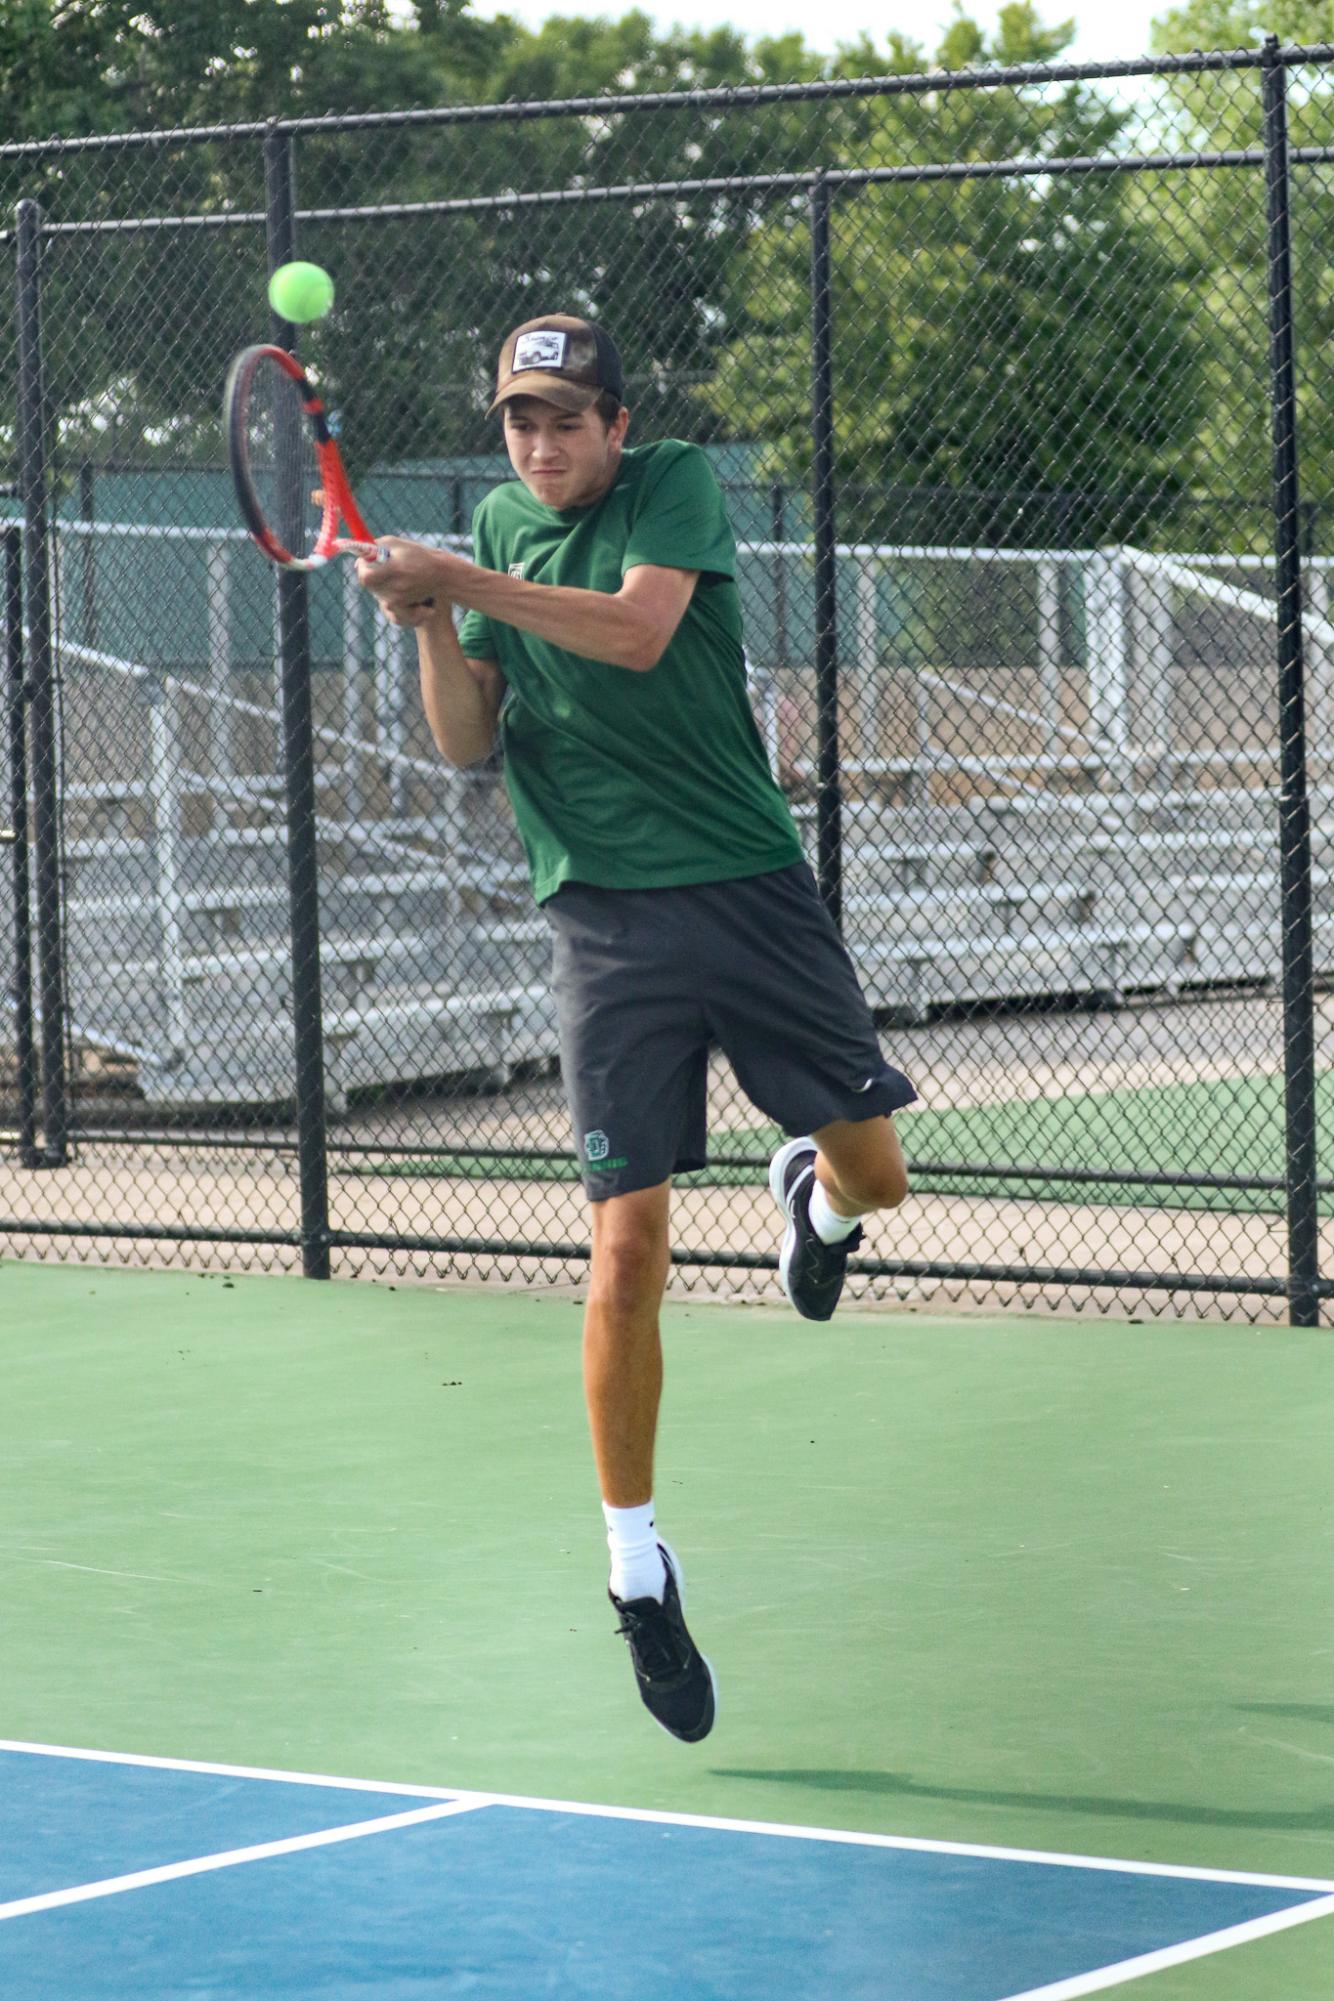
[332,538,388,561]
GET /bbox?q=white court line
[996,1891,1334,2000]
[0,1798,485,1924]
[0,1738,462,1801]
[4,1740,1334,1897]
[451,1790,1334,1895]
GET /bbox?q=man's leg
[583,1180,672,1509]
[586,1178,717,1744]
[770,1115,908,1321]
[812,1113,909,1220]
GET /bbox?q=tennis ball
[267,260,335,324]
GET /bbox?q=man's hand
[357,540,488,601]
[354,537,458,628]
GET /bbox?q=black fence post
[16,198,69,1170]
[3,525,40,1167]
[1263,40,1320,1328]
[264,128,332,1280]
[809,173,842,927]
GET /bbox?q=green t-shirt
[457,439,804,904]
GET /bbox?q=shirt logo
[513,330,567,371]
[583,1129,611,1163]
[508,562,526,581]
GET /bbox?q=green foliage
[1147,5,1334,542]
[0,1,1323,551]
[1,0,851,478]
[1153,0,1334,54]
[700,9,1212,543]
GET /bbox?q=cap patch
[513,330,568,372]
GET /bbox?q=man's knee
[814,1120,909,1213]
[592,1231,667,1303]
[840,1159,909,1212]
[589,1186,671,1306]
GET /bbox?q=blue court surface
[1,1742,1331,1999]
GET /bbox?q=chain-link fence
[3,42,1333,1321]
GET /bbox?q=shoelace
[615,1603,688,1681]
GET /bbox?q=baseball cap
[487,314,626,416]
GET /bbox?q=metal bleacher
[830,789,1334,1023]
[20,525,1333,1111]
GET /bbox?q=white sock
[810,1178,862,1245]
[603,1499,666,1603]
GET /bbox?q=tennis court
[3,1260,1331,1997]
[4,39,1334,1997]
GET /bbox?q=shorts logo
[508,562,526,580]
[583,1129,611,1163]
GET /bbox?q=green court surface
[345,1069,1331,1214]
[1,1260,1331,1997]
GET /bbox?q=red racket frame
[224,343,384,570]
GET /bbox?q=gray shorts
[545,862,916,1200]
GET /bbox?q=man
[357,315,914,1745]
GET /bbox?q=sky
[420,0,1175,66]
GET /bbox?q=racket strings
[241,356,325,562]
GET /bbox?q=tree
[0,0,1252,561]
[0,1,841,474]
[1146,0,1334,545]
[699,4,1213,547]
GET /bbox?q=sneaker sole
[768,1137,816,1313]
[652,1540,719,1744]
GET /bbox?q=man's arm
[404,602,505,768]
[358,541,699,673]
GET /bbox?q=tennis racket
[223,343,385,571]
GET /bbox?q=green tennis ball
[267,260,335,324]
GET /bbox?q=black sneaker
[769,1136,862,1320]
[609,1542,717,1744]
